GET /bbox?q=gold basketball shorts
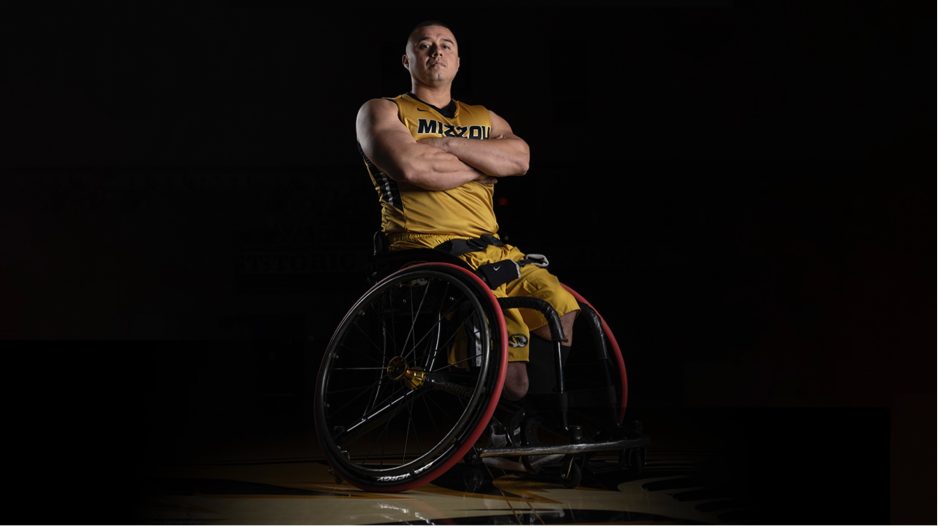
[389,233,580,362]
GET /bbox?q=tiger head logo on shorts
[508,334,528,348]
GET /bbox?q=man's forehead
[410,26,457,43]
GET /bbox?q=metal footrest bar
[478,437,649,458]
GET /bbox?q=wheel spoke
[413,309,481,372]
[349,317,385,360]
[325,377,389,419]
[326,384,380,395]
[424,282,451,371]
[420,394,443,438]
[402,398,416,464]
[337,388,417,445]
[400,278,432,361]
[367,319,390,414]
[397,312,446,367]
[431,352,485,373]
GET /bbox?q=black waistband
[434,235,504,257]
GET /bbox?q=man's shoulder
[362,96,400,107]
[359,97,401,116]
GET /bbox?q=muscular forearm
[395,146,492,191]
[422,136,529,177]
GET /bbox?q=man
[355,20,579,403]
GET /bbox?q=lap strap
[434,235,551,289]
[434,234,505,257]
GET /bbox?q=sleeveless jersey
[361,93,499,239]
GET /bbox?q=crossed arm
[355,99,530,191]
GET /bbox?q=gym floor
[138,433,740,524]
[133,405,893,524]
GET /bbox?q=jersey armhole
[385,95,405,125]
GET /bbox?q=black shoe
[482,419,522,449]
[485,400,527,447]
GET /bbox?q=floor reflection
[139,449,749,524]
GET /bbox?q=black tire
[314,263,508,492]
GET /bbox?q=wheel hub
[386,356,427,390]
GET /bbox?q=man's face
[403,25,460,86]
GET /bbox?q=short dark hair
[407,20,457,46]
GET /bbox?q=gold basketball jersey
[361,93,499,240]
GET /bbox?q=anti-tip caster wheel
[561,456,582,488]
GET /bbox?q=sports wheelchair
[314,234,648,492]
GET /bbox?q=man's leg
[501,307,530,401]
[505,311,576,400]
[503,362,529,401]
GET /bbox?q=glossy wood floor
[139,443,748,524]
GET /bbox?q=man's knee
[532,310,578,346]
[502,362,529,401]
[560,310,577,346]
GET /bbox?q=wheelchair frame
[314,246,648,492]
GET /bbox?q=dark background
[2,1,935,524]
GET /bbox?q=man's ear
[402,54,409,70]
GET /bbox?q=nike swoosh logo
[492,265,501,271]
